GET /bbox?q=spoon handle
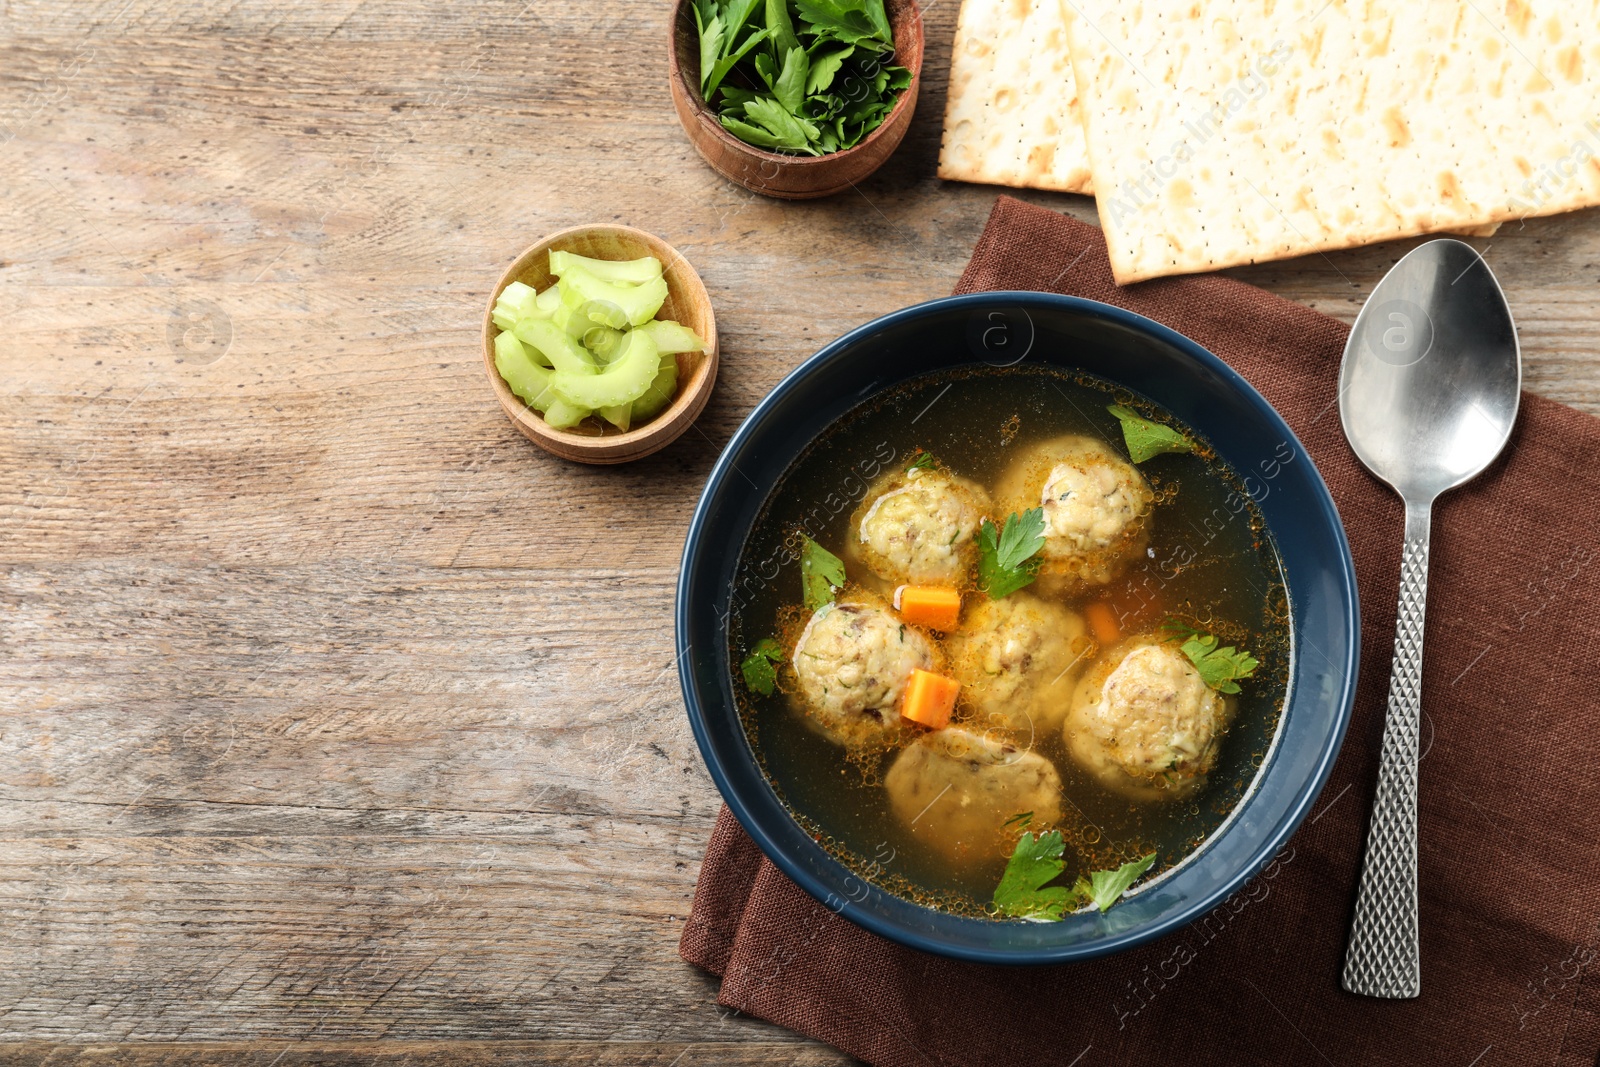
[1343,502,1429,998]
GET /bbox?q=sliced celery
[494,330,522,362]
[497,280,540,316]
[493,281,547,333]
[549,250,663,286]
[542,398,592,429]
[494,257,691,429]
[551,301,589,339]
[561,279,630,331]
[630,352,681,422]
[637,318,706,355]
[498,326,551,369]
[559,262,668,328]
[583,325,626,364]
[494,331,558,411]
[515,318,598,375]
[550,330,660,409]
[537,283,575,335]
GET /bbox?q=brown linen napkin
[680,196,1600,1067]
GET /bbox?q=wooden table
[3,1,1597,1063]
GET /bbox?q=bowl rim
[480,223,720,464]
[665,0,925,169]
[676,291,1360,965]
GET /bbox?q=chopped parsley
[993,830,1160,919]
[692,0,911,156]
[977,508,1046,599]
[1108,403,1195,463]
[992,830,1073,922]
[800,536,847,611]
[1162,619,1260,694]
[740,637,784,695]
[1073,853,1158,913]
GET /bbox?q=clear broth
[729,365,1290,918]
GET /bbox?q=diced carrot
[901,669,960,730]
[1085,600,1121,646]
[1105,579,1163,633]
[896,585,962,631]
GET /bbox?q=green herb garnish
[906,449,937,473]
[692,0,910,156]
[1072,853,1158,913]
[740,637,784,695]
[796,0,891,42]
[800,536,847,611]
[1162,619,1260,694]
[694,0,772,101]
[993,832,1159,920]
[992,830,1073,922]
[977,508,1046,599]
[1107,403,1195,463]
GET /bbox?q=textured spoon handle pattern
[1343,505,1431,998]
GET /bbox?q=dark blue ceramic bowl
[676,293,1358,964]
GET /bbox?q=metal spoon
[1337,239,1521,998]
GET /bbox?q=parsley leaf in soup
[1072,853,1158,912]
[740,637,785,695]
[977,508,1046,599]
[992,830,1073,922]
[1162,619,1260,694]
[801,537,847,611]
[1107,403,1195,463]
[996,830,1158,919]
[1182,635,1260,694]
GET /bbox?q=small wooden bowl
[482,225,718,465]
[667,0,924,199]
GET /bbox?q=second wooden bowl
[482,225,718,465]
[668,0,924,199]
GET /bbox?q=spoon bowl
[1339,240,1521,502]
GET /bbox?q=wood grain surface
[1,0,1597,1063]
